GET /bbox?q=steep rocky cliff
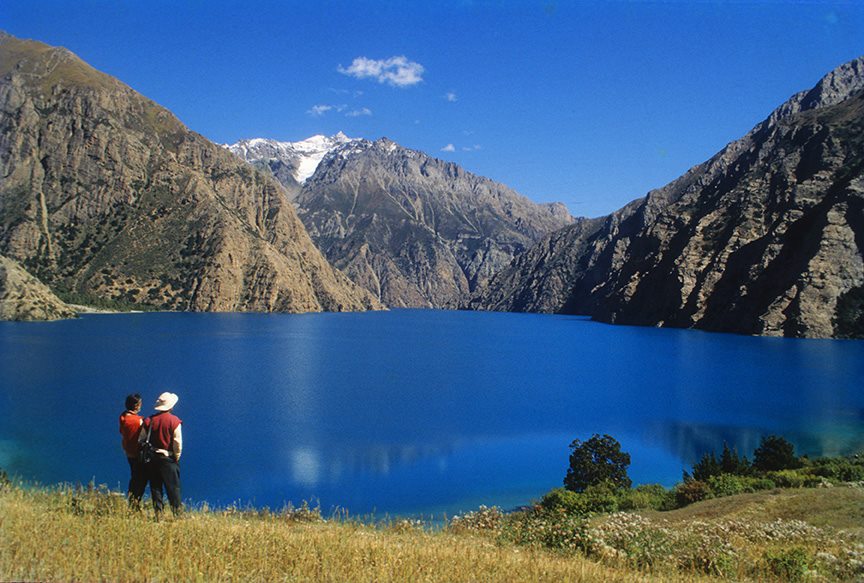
[242,136,573,307]
[469,57,864,339]
[0,254,76,321]
[0,32,379,314]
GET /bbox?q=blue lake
[0,309,862,517]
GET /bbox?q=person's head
[125,393,142,412]
[154,392,179,412]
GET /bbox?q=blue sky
[3,1,863,217]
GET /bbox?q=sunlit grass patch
[3,476,862,582]
[0,481,654,583]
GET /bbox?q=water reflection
[283,442,456,486]
[643,415,864,469]
[289,448,322,486]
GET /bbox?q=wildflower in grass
[448,505,503,535]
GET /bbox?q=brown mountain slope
[0,254,76,321]
[289,138,573,308]
[468,57,864,339]
[0,32,380,314]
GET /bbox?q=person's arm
[172,424,182,461]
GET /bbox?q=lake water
[0,310,862,517]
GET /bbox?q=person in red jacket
[141,391,183,518]
[119,393,146,508]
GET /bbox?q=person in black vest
[141,391,183,518]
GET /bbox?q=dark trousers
[147,455,182,516]
[126,457,147,507]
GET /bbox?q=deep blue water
[0,310,862,517]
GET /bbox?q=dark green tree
[689,451,721,482]
[564,434,631,492]
[753,435,800,472]
[720,442,751,475]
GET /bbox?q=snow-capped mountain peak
[226,132,356,183]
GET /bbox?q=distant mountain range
[1,30,861,338]
[467,57,864,339]
[229,135,574,307]
[0,31,379,317]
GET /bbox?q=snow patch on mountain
[227,132,356,183]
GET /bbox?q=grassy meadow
[2,477,863,582]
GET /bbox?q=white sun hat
[154,392,179,411]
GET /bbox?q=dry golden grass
[3,482,862,582]
[0,485,675,583]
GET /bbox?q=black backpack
[138,424,155,465]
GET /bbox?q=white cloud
[440,144,456,152]
[345,107,372,117]
[307,104,348,116]
[445,91,458,102]
[338,56,425,87]
[307,104,333,117]
[462,144,482,152]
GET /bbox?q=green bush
[581,481,620,514]
[763,546,812,582]
[707,474,747,497]
[749,477,778,491]
[806,458,864,482]
[617,484,671,511]
[795,470,831,487]
[539,488,584,515]
[768,470,808,488]
[675,480,712,506]
[539,482,620,517]
[707,474,776,497]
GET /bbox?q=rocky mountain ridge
[236,134,573,307]
[0,31,380,315]
[289,137,574,307]
[227,132,355,197]
[468,56,864,339]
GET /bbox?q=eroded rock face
[261,138,574,308]
[0,32,380,314]
[0,254,76,321]
[469,57,864,339]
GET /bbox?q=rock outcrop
[0,254,76,321]
[242,136,573,307]
[468,57,864,339]
[0,32,380,314]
